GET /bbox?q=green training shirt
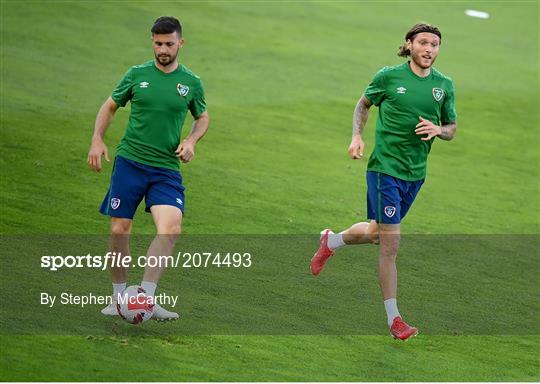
[364,62,456,181]
[111,60,206,170]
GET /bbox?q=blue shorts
[366,171,424,224]
[100,156,185,219]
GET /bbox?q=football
[116,285,154,324]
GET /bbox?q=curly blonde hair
[398,23,442,57]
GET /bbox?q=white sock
[327,232,346,250]
[384,298,401,326]
[112,282,126,301]
[141,281,157,297]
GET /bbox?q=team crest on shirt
[177,83,190,97]
[384,206,396,218]
[111,198,121,210]
[432,88,444,101]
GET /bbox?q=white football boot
[101,298,119,316]
[151,303,180,322]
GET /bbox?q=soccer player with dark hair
[311,23,457,340]
[87,16,209,320]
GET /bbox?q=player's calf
[342,221,379,244]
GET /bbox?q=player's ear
[178,37,185,48]
[406,39,412,50]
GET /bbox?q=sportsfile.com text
[40,252,253,271]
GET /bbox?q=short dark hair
[398,23,442,57]
[151,16,182,36]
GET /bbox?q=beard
[155,50,178,66]
[410,49,437,69]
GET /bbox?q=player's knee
[369,233,380,244]
[170,223,181,235]
[155,225,181,250]
[378,224,400,255]
[158,223,181,236]
[368,221,380,244]
[111,219,132,235]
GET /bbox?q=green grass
[1,0,539,381]
[2,335,539,381]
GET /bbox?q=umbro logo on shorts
[111,198,121,210]
[176,198,183,205]
[384,206,396,218]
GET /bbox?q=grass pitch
[1,0,538,381]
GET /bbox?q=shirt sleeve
[111,67,134,107]
[188,80,207,118]
[364,67,387,106]
[441,80,457,123]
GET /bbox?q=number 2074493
[179,252,252,268]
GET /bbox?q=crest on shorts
[177,83,189,97]
[432,88,444,101]
[384,206,396,218]
[111,198,121,210]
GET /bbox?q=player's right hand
[87,139,110,172]
[348,135,364,159]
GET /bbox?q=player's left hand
[415,116,442,141]
[175,139,196,163]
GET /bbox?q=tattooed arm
[437,122,457,141]
[348,95,373,159]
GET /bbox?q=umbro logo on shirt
[139,81,149,88]
[396,86,407,94]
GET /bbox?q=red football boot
[310,229,334,276]
[390,316,418,340]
